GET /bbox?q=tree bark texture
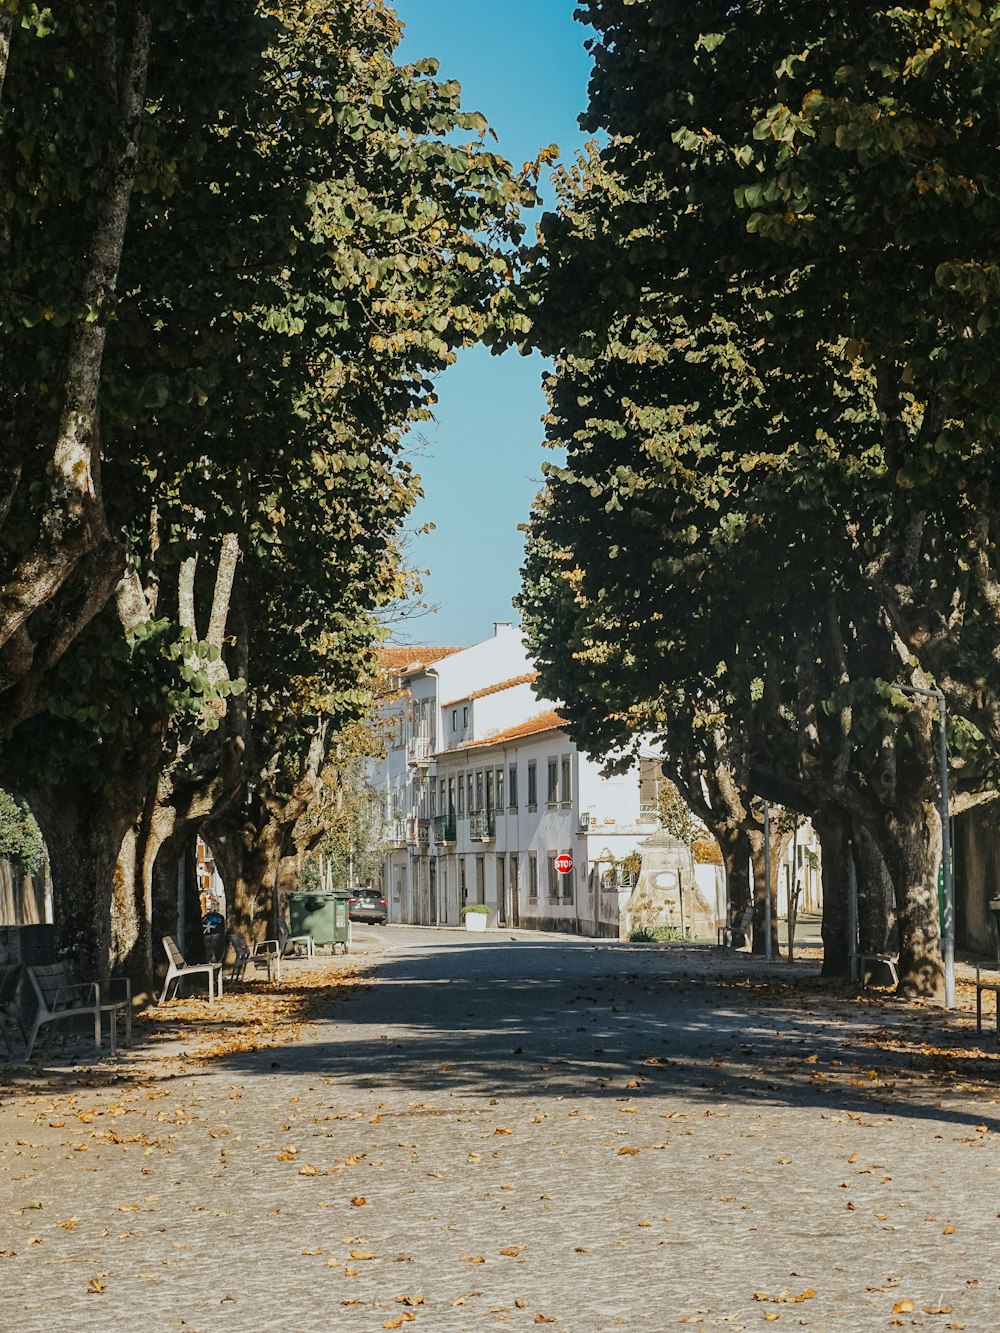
[814,807,851,977]
[0,5,151,709]
[880,797,945,1000]
[714,824,752,945]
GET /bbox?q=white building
[372,624,661,936]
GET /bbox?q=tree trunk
[851,817,896,955]
[203,817,281,943]
[814,807,851,978]
[714,824,752,946]
[880,797,944,1000]
[26,777,143,979]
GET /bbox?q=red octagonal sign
[555,853,574,875]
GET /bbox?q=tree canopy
[515,1,1000,997]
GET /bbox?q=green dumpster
[286,889,351,954]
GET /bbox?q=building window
[475,769,484,813]
[448,776,456,816]
[495,766,504,812]
[460,858,468,903]
[547,758,559,807]
[476,855,486,904]
[467,772,474,813]
[560,755,572,807]
[562,859,574,903]
[457,774,465,817]
[486,768,495,815]
[509,854,519,905]
[528,853,538,901]
[452,709,458,731]
[527,761,537,810]
[547,853,559,902]
[462,706,469,728]
[509,764,518,810]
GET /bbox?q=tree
[514,3,1000,999]
[0,1,529,985]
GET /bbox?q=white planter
[464,913,488,932]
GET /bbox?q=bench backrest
[162,935,186,968]
[28,962,77,1012]
[229,931,251,962]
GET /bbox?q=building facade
[372,625,660,936]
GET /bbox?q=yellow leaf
[298,1164,319,1176]
[618,1146,640,1156]
[943,1225,955,1235]
[350,1196,366,1207]
[461,1254,486,1264]
[534,1317,556,1325]
[499,1247,524,1257]
[87,1277,106,1294]
[495,1127,513,1136]
[350,1250,377,1261]
[397,1294,425,1306]
[892,1301,916,1314]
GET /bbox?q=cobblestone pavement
[3,929,1000,1333]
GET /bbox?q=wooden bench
[24,962,131,1060]
[975,966,1000,1034]
[159,935,223,1004]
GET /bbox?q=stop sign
[555,853,573,875]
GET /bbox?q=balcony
[434,812,457,844]
[469,808,496,841]
[388,819,407,848]
[407,736,434,766]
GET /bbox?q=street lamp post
[763,800,772,963]
[899,685,954,1009]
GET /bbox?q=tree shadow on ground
[3,941,998,1139]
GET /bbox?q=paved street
[3,928,1000,1332]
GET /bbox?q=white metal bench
[227,930,280,984]
[25,962,130,1059]
[158,935,223,1003]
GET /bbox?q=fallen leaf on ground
[350,1196,366,1207]
[461,1254,486,1263]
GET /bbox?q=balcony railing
[469,808,496,841]
[407,736,434,765]
[434,812,457,844]
[388,819,407,847]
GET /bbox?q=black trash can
[201,911,226,963]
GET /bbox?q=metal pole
[847,845,859,986]
[763,801,772,962]
[936,689,955,1010]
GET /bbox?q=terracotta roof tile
[450,709,565,753]
[441,672,539,709]
[378,645,461,675]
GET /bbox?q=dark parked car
[347,888,387,925]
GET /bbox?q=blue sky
[390,1,593,648]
